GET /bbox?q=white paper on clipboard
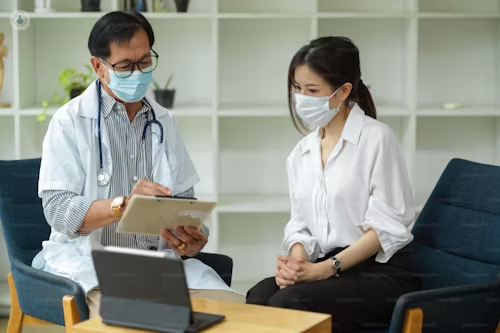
[116,195,216,236]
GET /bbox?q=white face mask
[294,87,342,128]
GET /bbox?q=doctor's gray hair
[287,36,376,135]
[88,11,155,59]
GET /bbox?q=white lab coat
[32,80,237,295]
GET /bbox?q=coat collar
[301,102,365,155]
[77,79,169,120]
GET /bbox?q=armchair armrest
[182,252,233,287]
[11,258,89,326]
[388,280,500,333]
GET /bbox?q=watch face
[112,196,124,207]
[334,261,341,268]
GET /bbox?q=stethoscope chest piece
[97,169,111,186]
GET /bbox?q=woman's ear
[340,82,353,101]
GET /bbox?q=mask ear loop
[328,86,344,110]
[99,59,112,86]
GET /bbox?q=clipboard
[116,195,216,236]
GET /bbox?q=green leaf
[152,80,160,90]
[165,73,174,90]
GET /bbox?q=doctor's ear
[90,56,105,79]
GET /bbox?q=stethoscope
[96,79,164,187]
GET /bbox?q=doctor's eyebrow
[115,52,153,63]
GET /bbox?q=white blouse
[282,103,415,263]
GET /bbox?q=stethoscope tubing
[96,79,164,184]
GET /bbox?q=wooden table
[72,298,331,333]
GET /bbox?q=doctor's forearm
[78,199,119,232]
[41,190,93,237]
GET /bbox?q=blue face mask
[101,61,153,103]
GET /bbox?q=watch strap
[112,206,122,218]
[111,196,126,218]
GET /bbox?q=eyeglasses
[100,49,159,78]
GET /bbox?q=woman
[246,36,420,333]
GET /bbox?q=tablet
[116,195,216,236]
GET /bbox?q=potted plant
[153,73,175,109]
[38,65,95,121]
[175,0,190,12]
[81,0,100,12]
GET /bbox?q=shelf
[414,117,499,203]
[25,12,213,19]
[318,12,410,18]
[318,0,411,13]
[218,18,311,108]
[417,106,500,117]
[318,18,410,107]
[0,108,14,116]
[218,105,288,117]
[218,0,314,14]
[418,0,499,14]
[18,0,213,14]
[219,117,301,195]
[418,13,500,18]
[0,282,8,306]
[19,116,50,159]
[12,11,500,20]
[218,194,290,213]
[0,19,13,107]
[218,105,412,117]
[0,0,12,13]
[218,213,288,283]
[218,13,312,19]
[150,19,214,108]
[0,117,15,159]
[175,117,215,196]
[417,18,498,107]
[19,105,213,117]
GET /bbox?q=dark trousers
[246,247,420,333]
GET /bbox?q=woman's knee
[246,277,278,305]
[268,286,309,310]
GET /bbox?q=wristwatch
[111,196,126,218]
[330,256,342,276]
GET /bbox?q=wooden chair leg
[7,272,24,333]
[402,308,423,333]
[62,295,81,333]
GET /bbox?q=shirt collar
[301,102,365,155]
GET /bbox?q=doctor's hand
[161,226,207,257]
[125,179,172,206]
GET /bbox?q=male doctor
[32,10,244,318]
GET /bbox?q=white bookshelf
[0,0,500,303]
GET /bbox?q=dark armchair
[361,158,500,333]
[0,158,233,332]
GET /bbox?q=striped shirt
[40,87,208,249]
